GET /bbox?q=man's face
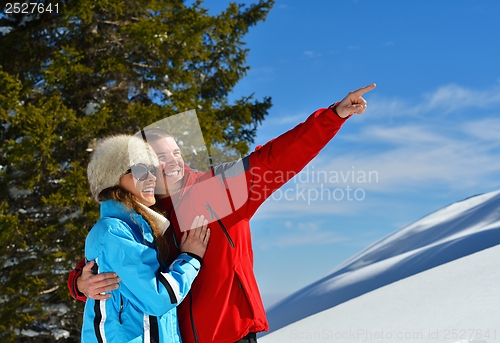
[149,137,185,196]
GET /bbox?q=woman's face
[119,165,157,207]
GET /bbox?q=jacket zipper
[189,292,200,343]
[205,203,235,248]
[119,294,123,324]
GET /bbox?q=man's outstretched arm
[241,84,376,217]
[67,259,121,302]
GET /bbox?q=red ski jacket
[69,105,349,343]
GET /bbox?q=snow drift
[261,244,500,342]
[263,190,500,336]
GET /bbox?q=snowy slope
[263,190,500,336]
[261,244,500,343]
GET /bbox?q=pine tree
[0,0,273,341]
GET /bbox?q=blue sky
[203,0,500,307]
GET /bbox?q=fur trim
[137,202,170,235]
[87,135,159,201]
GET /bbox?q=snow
[15,329,40,337]
[58,209,82,223]
[8,186,32,199]
[42,303,70,316]
[263,190,500,340]
[18,14,39,27]
[3,257,18,268]
[16,327,70,340]
[83,102,99,115]
[3,252,38,268]
[261,245,500,343]
[0,26,13,35]
[51,329,70,340]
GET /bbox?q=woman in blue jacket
[82,134,210,343]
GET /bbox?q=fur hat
[87,134,159,201]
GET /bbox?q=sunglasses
[125,164,157,181]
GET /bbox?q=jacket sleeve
[67,258,87,302]
[97,223,200,316]
[241,104,348,218]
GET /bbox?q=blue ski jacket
[81,200,201,343]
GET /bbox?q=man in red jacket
[69,84,376,343]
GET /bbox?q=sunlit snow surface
[263,190,500,339]
[261,244,500,343]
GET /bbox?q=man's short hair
[136,128,173,143]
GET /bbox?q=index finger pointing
[351,83,376,97]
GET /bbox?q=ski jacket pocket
[233,254,258,319]
[233,254,268,331]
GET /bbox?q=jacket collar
[99,200,154,242]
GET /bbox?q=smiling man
[147,134,185,195]
[68,84,376,343]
